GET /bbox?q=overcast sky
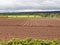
[0,0,60,12]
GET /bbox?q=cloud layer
[0,0,60,12]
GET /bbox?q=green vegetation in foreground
[0,38,60,45]
[0,13,60,18]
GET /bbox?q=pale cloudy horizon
[0,0,60,12]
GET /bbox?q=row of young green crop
[0,38,60,45]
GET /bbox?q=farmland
[0,13,60,18]
[0,18,60,41]
[0,38,60,45]
[0,13,60,45]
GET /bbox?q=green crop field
[0,15,41,18]
[0,13,60,18]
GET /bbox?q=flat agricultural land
[0,18,60,41]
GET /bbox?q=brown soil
[0,18,60,41]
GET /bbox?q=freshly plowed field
[0,18,60,41]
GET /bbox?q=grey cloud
[0,0,60,12]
